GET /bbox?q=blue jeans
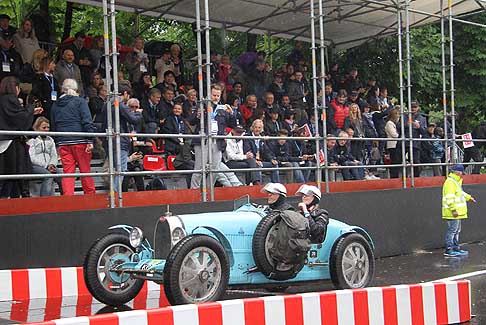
[260,161,280,183]
[114,149,128,192]
[445,219,461,251]
[342,161,365,180]
[31,165,54,196]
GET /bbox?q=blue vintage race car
[84,196,375,306]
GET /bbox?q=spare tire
[252,212,305,281]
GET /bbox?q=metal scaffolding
[1,0,485,205]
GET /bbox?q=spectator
[223,126,261,185]
[283,109,298,134]
[366,85,380,107]
[54,48,84,96]
[88,84,107,131]
[170,43,183,85]
[376,86,391,110]
[118,70,131,90]
[261,91,281,116]
[240,94,258,127]
[328,89,349,135]
[12,18,40,64]
[293,127,316,181]
[65,31,93,92]
[102,84,143,192]
[0,76,42,198]
[226,81,244,107]
[0,14,16,42]
[346,90,367,112]
[88,35,104,74]
[125,37,149,84]
[404,101,427,177]
[269,129,305,183]
[141,88,163,134]
[217,54,233,92]
[19,48,47,85]
[27,117,58,196]
[385,108,402,178]
[323,82,336,107]
[154,49,175,84]
[343,67,361,94]
[462,122,485,174]
[0,33,22,82]
[325,135,339,181]
[268,72,286,104]
[331,131,364,180]
[159,87,175,119]
[30,56,59,119]
[155,70,178,95]
[190,84,238,188]
[287,70,309,122]
[50,79,97,195]
[264,106,285,137]
[248,58,272,100]
[344,103,365,138]
[287,41,305,67]
[371,100,393,156]
[422,123,444,176]
[280,94,292,113]
[243,119,280,183]
[182,88,197,119]
[132,72,152,100]
[85,71,103,99]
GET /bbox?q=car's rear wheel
[84,233,144,306]
[330,233,374,289]
[163,235,229,305]
[252,212,304,281]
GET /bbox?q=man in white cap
[296,184,329,243]
[261,182,294,211]
[442,164,477,257]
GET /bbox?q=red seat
[143,155,167,171]
[166,155,177,170]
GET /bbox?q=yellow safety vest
[442,173,471,219]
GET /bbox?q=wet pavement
[1,241,486,324]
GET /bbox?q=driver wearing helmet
[261,183,295,211]
[296,184,329,243]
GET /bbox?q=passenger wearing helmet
[261,183,295,211]
[296,184,329,243]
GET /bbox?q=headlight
[172,227,186,243]
[129,227,144,248]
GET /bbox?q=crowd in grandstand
[0,13,484,198]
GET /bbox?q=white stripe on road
[433,269,486,282]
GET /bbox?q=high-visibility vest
[442,173,471,219]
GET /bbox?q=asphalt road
[1,241,486,324]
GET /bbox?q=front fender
[192,226,234,267]
[108,224,154,253]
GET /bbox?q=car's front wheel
[330,233,375,289]
[84,233,144,306]
[163,235,229,305]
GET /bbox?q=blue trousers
[445,219,461,251]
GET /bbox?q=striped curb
[0,267,168,323]
[23,280,471,325]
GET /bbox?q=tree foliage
[0,1,484,131]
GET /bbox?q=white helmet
[295,184,321,200]
[261,183,287,197]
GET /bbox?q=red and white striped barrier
[0,267,169,323]
[24,280,471,325]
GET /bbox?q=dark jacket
[160,113,190,155]
[0,94,33,140]
[50,94,96,145]
[141,98,165,134]
[264,118,286,137]
[243,135,275,162]
[0,48,23,81]
[287,79,308,111]
[102,101,143,152]
[307,208,329,244]
[403,112,427,149]
[268,141,301,163]
[30,73,60,119]
[330,143,355,165]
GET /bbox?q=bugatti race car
[84,196,375,306]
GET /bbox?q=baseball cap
[451,164,465,173]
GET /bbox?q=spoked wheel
[252,213,304,281]
[163,235,229,305]
[84,233,144,306]
[330,233,375,289]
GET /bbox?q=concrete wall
[1,184,484,269]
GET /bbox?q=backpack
[145,177,167,191]
[269,210,311,267]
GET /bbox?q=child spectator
[27,117,59,196]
